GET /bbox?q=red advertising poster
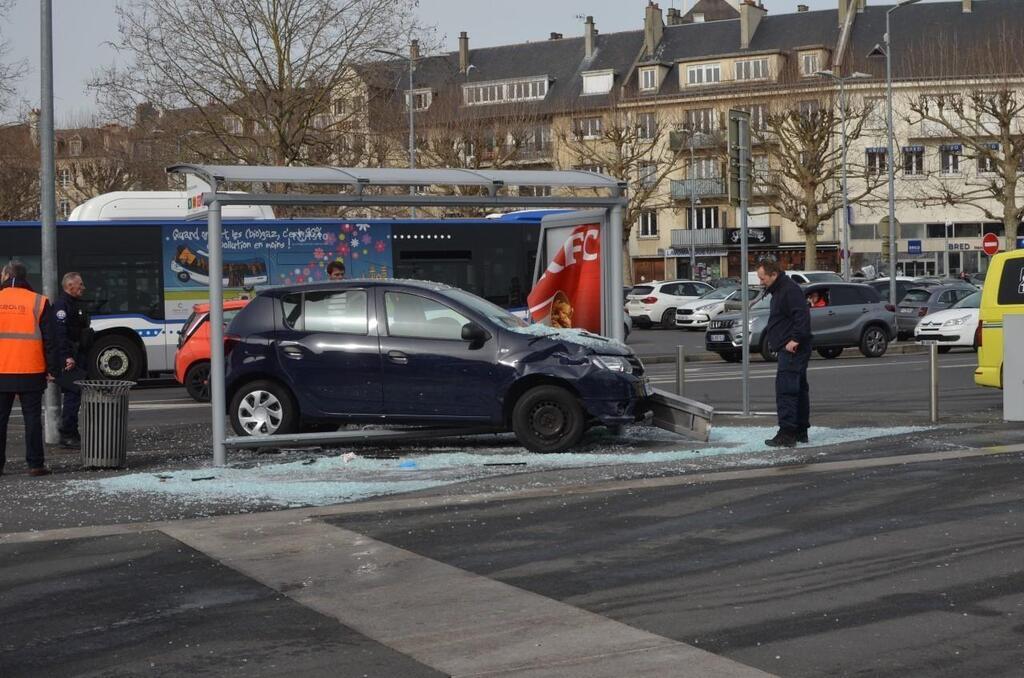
[528,223,602,333]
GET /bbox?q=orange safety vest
[0,287,46,374]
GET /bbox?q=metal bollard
[929,343,938,423]
[75,380,135,469]
[676,345,686,396]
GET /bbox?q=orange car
[175,299,250,401]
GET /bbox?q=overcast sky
[2,0,940,124]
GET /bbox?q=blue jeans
[776,344,811,433]
[0,390,46,470]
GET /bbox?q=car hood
[917,307,980,324]
[714,307,769,323]
[506,325,632,356]
[680,298,723,311]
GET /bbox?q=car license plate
[709,333,726,342]
[900,307,915,314]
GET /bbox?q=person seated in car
[807,290,827,308]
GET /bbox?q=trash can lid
[74,380,137,394]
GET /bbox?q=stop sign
[982,232,1000,256]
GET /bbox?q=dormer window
[68,137,82,157]
[639,67,658,92]
[693,13,705,22]
[686,63,721,86]
[223,116,243,135]
[735,58,769,81]
[463,77,548,106]
[583,70,615,95]
[406,88,433,111]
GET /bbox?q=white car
[626,280,714,328]
[913,289,981,352]
[785,270,844,284]
[675,286,760,330]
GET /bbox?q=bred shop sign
[527,223,602,333]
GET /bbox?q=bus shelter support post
[676,346,686,395]
[40,0,60,445]
[929,342,938,423]
[207,199,227,467]
[608,204,625,342]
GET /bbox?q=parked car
[675,286,761,331]
[626,279,714,329]
[913,290,981,353]
[895,282,978,339]
[174,298,251,401]
[785,270,844,284]
[224,279,652,453]
[705,282,896,362]
[976,249,1024,389]
[866,277,918,305]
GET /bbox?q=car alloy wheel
[860,326,889,358]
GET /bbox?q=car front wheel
[817,347,843,359]
[660,308,677,329]
[860,326,889,358]
[512,385,585,453]
[230,380,299,437]
[760,336,779,362]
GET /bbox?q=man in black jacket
[756,259,813,447]
[54,272,91,448]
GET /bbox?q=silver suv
[705,282,897,362]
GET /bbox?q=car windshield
[802,272,843,282]
[442,288,527,329]
[902,289,933,303]
[753,293,772,310]
[629,286,654,296]
[952,291,982,309]
[699,288,734,301]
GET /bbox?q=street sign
[908,239,922,255]
[983,232,1000,256]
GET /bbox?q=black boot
[765,429,798,447]
[59,433,81,449]
[797,428,809,444]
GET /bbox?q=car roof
[192,298,251,313]
[256,278,455,297]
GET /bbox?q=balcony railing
[670,177,726,200]
[669,130,720,151]
[671,228,726,247]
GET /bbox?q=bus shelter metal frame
[166,164,630,466]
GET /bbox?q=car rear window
[803,272,843,283]
[630,286,654,296]
[998,259,1024,305]
[902,289,932,303]
[281,291,368,334]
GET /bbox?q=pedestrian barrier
[76,380,135,468]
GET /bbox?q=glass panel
[385,292,469,340]
[902,289,932,302]
[304,290,368,334]
[281,294,302,329]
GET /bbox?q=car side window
[304,290,368,334]
[938,291,956,305]
[828,287,860,306]
[661,283,680,296]
[281,293,302,329]
[385,292,470,340]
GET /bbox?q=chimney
[549,32,562,40]
[666,7,683,26]
[458,31,469,73]
[410,39,420,61]
[584,16,596,58]
[797,4,808,12]
[739,1,766,50]
[962,0,972,12]
[643,2,664,57]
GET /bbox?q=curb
[637,342,929,365]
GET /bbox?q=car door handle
[281,345,304,359]
[861,308,870,314]
[387,350,409,365]
[827,310,836,316]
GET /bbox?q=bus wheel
[90,335,144,381]
[177,271,190,283]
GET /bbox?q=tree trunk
[1004,182,1019,251]
[803,224,819,271]
[621,239,634,286]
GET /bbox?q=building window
[736,103,767,129]
[734,58,769,81]
[311,113,331,129]
[691,157,720,179]
[866,148,888,175]
[903,146,924,176]
[223,116,243,135]
[59,168,71,189]
[575,116,603,139]
[639,161,658,187]
[798,100,820,119]
[637,112,658,139]
[406,89,432,111]
[463,77,548,106]
[68,137,82,157]
[940,144,961,175]
[686,63,721,85]
[638,210,659,237]
[685,108,717,133]
[583,70,614,95]
[800,53,819,77]
[639,67,658,92]
[689,206,719,229]
[978,142,999,173]
[574,163,606,174]
[58,198,71,218]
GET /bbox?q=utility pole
[40,0,59,444]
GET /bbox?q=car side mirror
[461,322,490,348]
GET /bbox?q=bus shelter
[166,164,639,465]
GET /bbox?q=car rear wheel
[937,346,952,354]
[184,360,211,402]
[817,347,843,359]
[512,385,585,453]
[760,336,779,362]
[660,308,677,329]
[230,380,298,437]
[859,326,889,358]
[720,350,742,363]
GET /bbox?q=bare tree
[555,103,689,282]
[0,121,39,220]
[900,26,1024,251]
[0,0,27,115]
[89,0,431,168]
[755,98,883,270]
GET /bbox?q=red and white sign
[982,232,1000,257]
[527,223,602,333]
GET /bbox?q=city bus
[0,209,546,380]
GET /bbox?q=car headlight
[694,304,716,312]
[591,355,631,372]
[942,315,971,327]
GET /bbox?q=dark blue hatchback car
[225,279,651,452]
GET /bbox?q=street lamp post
[689,134,697,278]
[816,69,871,282]
[374,46,419,217]
[870,0,923,305]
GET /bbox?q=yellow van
[975,249,1024,389]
